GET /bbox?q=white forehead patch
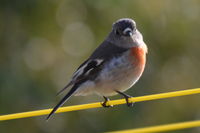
[123,27,132,34]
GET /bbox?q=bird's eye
[115,30,120,35]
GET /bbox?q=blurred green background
[0,0,200,132]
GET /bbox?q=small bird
[47,18,147,120]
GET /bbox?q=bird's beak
[123,28,133,37]
[127,31,133,36]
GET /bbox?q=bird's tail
[46,85,79,120]
[56,82,73,96]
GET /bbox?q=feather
[56,81,73,96]
[46,84,79,120]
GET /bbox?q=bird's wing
[71,41,129,83]
[47,59,105,120]
[57,41,129,95]
[57,58,104,95]
[72,59,104,82]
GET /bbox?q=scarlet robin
[47,18,148,120]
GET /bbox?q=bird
[47,18,147,120]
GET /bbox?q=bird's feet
[116,91,134,107]
[101,96,113,108]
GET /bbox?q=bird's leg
[116,91,134,107]
[101,96,113,107]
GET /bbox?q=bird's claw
[101,96,113,108]
[125,96,135,107]
[116,91,135,107]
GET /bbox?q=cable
[0,88,200,121]
[109,120,200,133]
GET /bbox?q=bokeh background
[0,0,200,132]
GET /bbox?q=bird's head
[112,18,136,37]
[108,18,146,49]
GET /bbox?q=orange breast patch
[130,47,146,65]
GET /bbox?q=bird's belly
[95,54,145,96]
[75,49,146,97]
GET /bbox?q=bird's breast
[129,46,146,66]
[93,47,147,96]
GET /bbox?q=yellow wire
[0,88,200,121]
[109,120,200,133]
